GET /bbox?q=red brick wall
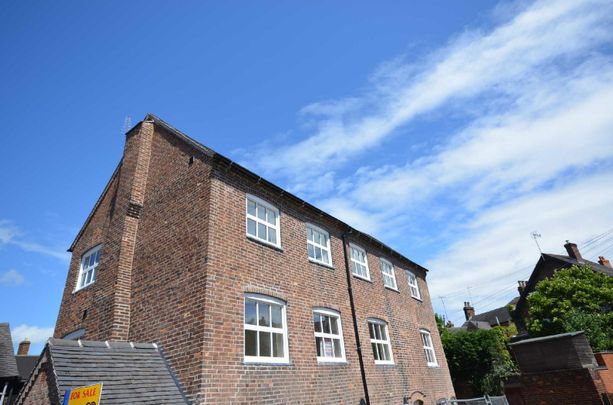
[199,166,455,403]
[19,360,60,405]
[505,369,606,405]
[595,352,613,400]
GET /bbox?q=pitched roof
[19,339,190,404]
[471,305,513,326]
[0,323,19,379]
[544,253,613,277]
[15,355,38,381]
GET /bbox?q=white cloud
[0,269,25,286]
[243,0,613,197]
[0,220,70,262]
[11,324,54,345]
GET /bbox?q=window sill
[427,363,440,368]
[246,235,283,252]
[73,283,95,294]
[374,361,396,366]
[411,295,423,302]
[384,285,400,293]
[317,358,347,365]
[352,274,372,283]
[308,258,334,270]
[243,359,291,366]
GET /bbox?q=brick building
[51,114,455,404]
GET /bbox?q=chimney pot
[564,242,583,261]
[17,338,30,356]
[463,302,475,321]
[598,256,611,268]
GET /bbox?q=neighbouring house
[448,297,519,332]
[514,242,613,331]
[15,339,189,405]
[504,331,612,404]
[17,114,455,404]
[0,324,38,405]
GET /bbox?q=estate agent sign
[62,383,103,405]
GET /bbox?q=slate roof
[15,355,38,381]
[544,253,613,277]
[0,323,19,379]
[471,306,512,326]
[20,339,190,404]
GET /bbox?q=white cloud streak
[0,220,70,262]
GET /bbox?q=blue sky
[2,0,613,354]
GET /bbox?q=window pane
[257,223,267,239]
[369,323,375,339]
[322,250,329,264]
[259,303,270,326]
[333,339,342,358]
[245,300,257,325]
[247,200,256,216]
[85,270,92,285]
[259,332,271,357]
[272,333,284,358]
[245,330,257,356]
[324,338,334,357]
[330,317,339,335]
[307,244,315,259]
[313,313,321,332]
[267,227,277,244]
[266,209,276,225]
[257,205,266,220]
[384,344,391,360]
[307,227,313,241]
[315,247,322,261]
[322,315,330,334]
[380,325,387,340]
[271,305,282,328]
[372,343,379,360]
[374,324,381,340]
[247,219,256,236]
[91,268,97,282]
[316,336,323,357]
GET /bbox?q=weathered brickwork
[20,360,60,405]
[53,116,455,404]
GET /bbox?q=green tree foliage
[526,265,613,351]
[440,325,516,396]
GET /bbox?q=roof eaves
[146,113,429,274]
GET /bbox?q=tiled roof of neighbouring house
[19,338,190,404]
[544,253,613,277]
[0,323,19,379]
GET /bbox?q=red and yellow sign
[62,383,103,405]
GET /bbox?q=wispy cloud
[243,0,613,198]
[0,269,25,286]
[235,0,613,320]
[0,220,70,262]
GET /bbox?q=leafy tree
[440,326,516,396]
[526,265,613,351]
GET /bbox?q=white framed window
[368,319,394,364]
[380,258,397,290]
[407,270,421,300]
[313,308,346,362]
[244,294,288,363]
[306,224,332,266]
[246,194,281,248]
[420,329,438,367]
[350,244,370,280]
[75,245,101,291]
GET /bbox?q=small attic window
[75,245,101,292]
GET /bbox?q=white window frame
[243,293,289,364]
[380,258,398,290]
[245,194,281,248]
[74,245,101,292]
[306,224,332,266]
[406,270,421,300]
[420,329,438,367]
[350,244,370,281]
[368,319,394,365]
[313,308,346,363]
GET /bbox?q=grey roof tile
[0,323,19,378]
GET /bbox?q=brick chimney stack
[564,241,582,261]
[17,338,30,355]
[598,256,611,268]
[517,280,527,295]
[463,302,475,321]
